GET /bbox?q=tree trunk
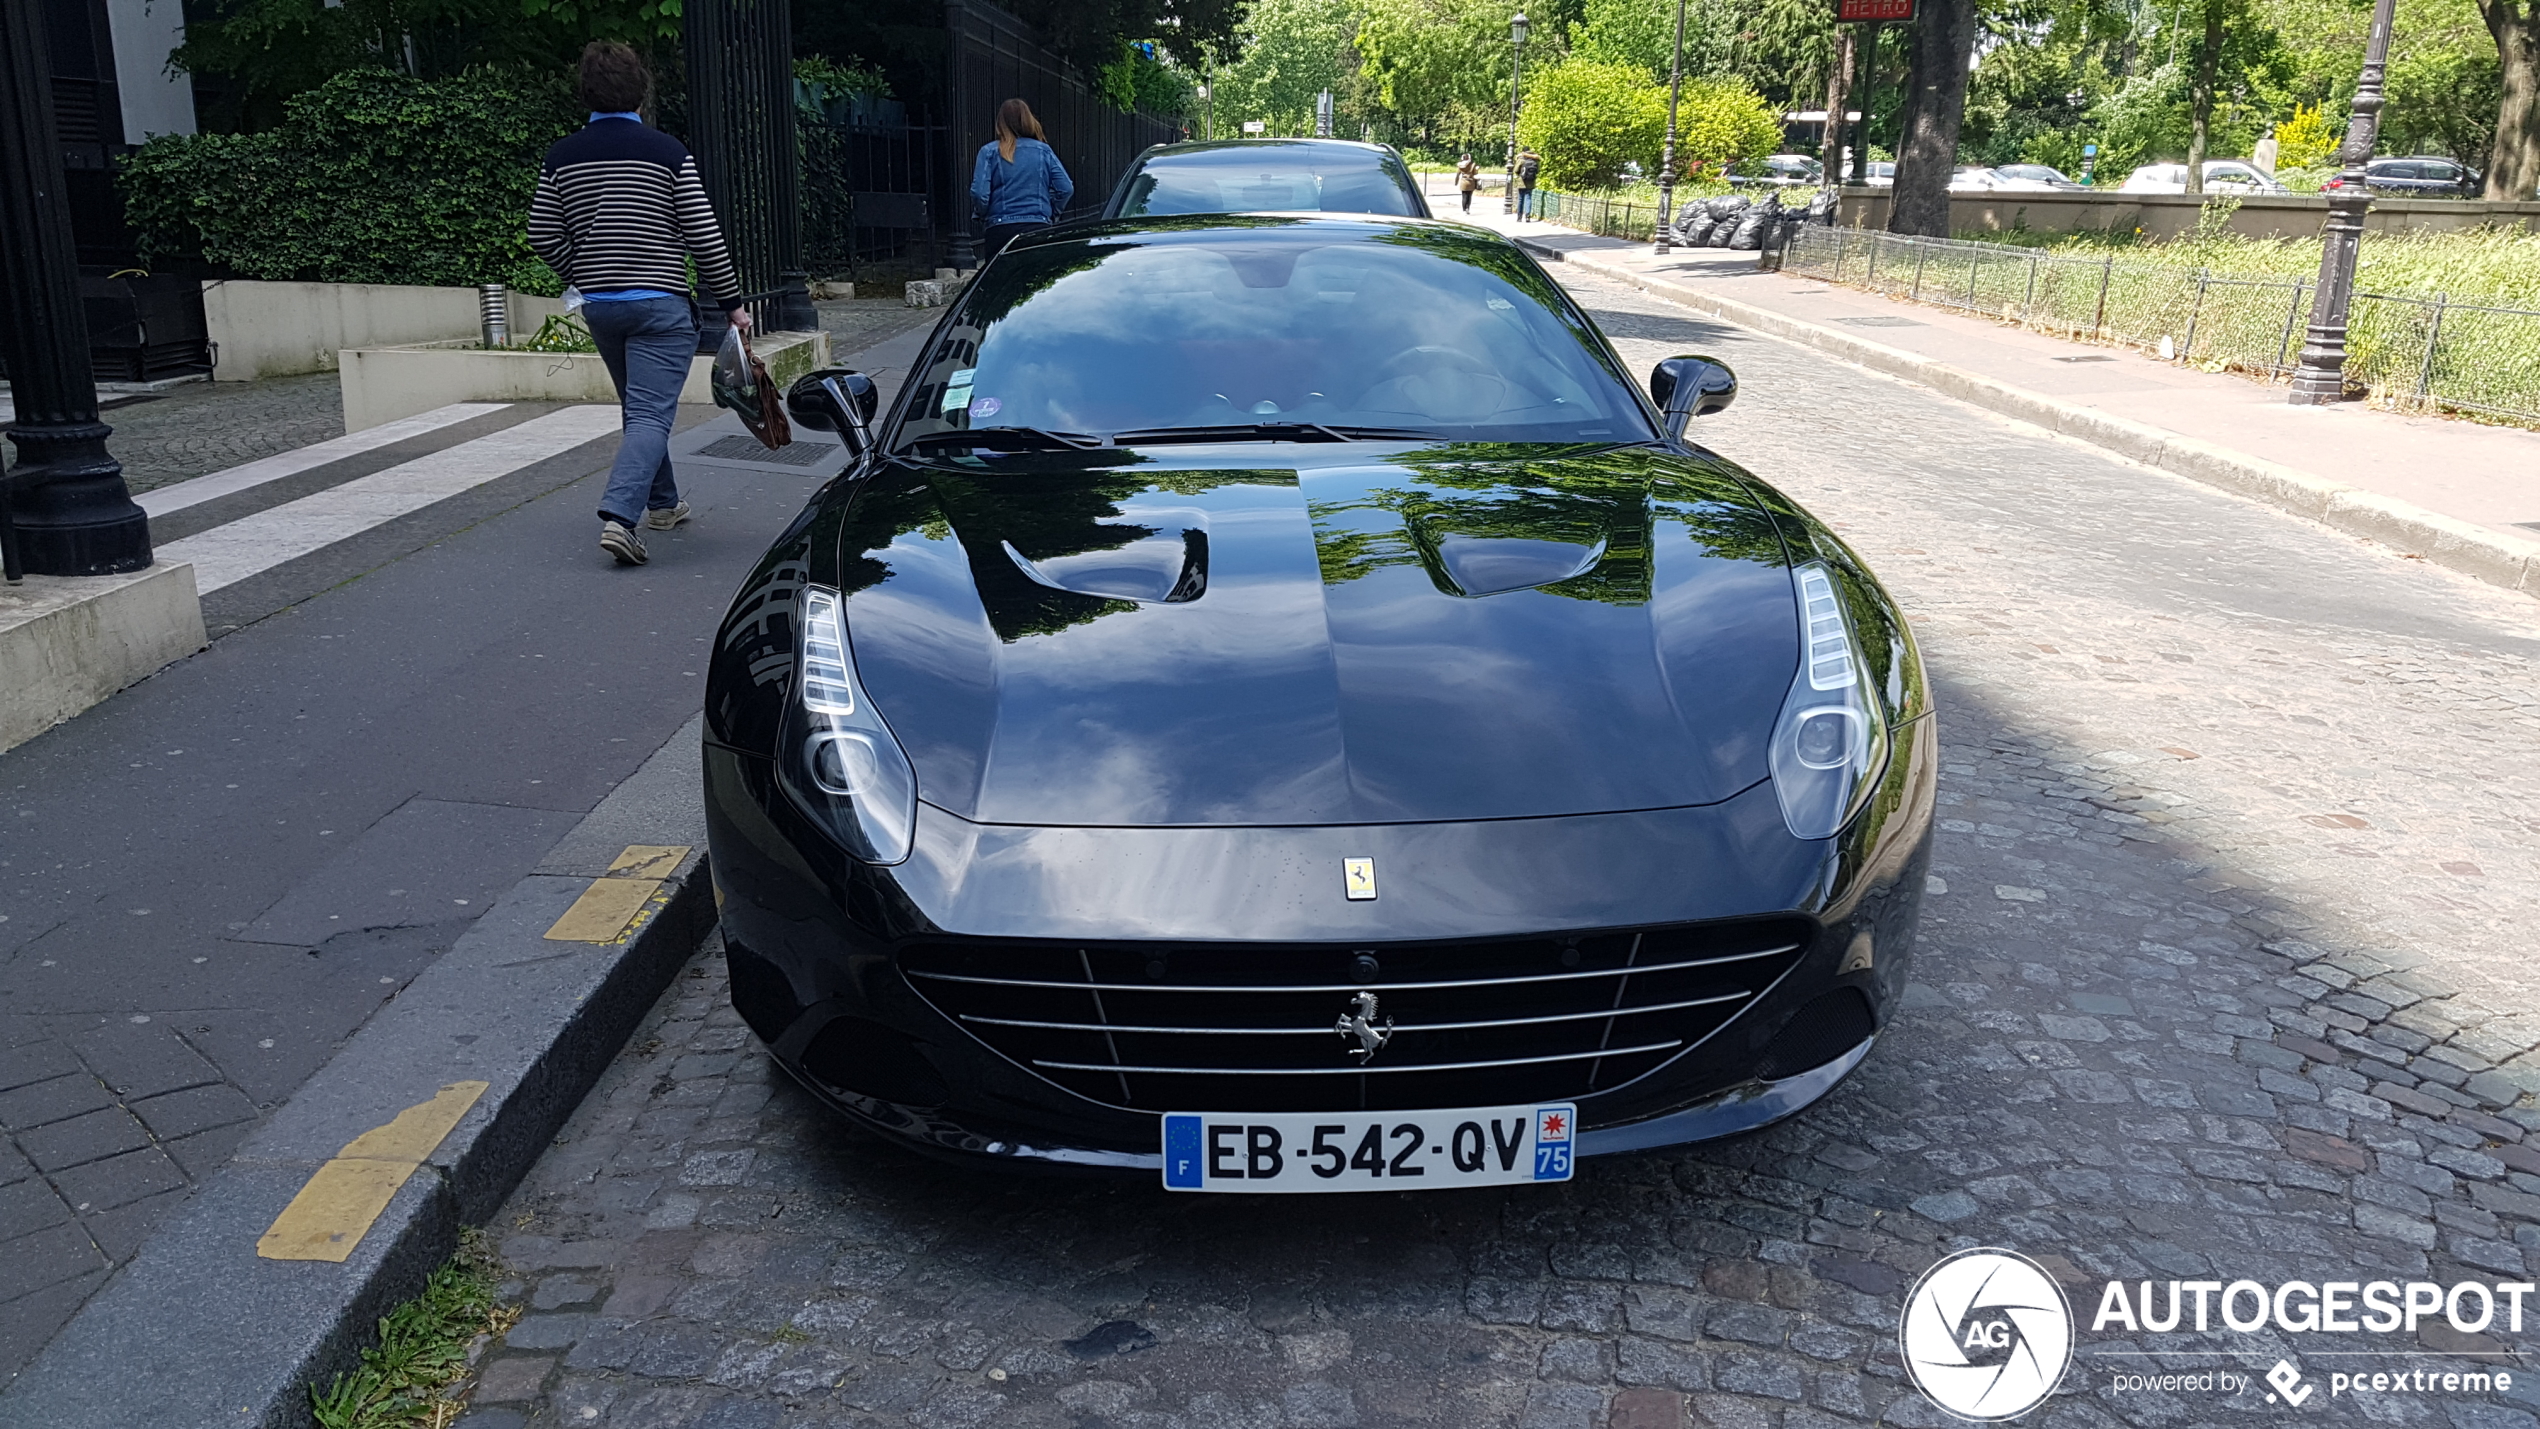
[1888,0,1975,236]
[2185,1,2221,196]
[1824,27,1855,184]
[1851,23,1881,183]
[2483,0,2540,199]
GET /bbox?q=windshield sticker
[940,384,973,416]
[969,396,1002,419]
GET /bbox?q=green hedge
[121,68,578,292]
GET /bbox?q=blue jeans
[584,295,697,526]
[1517,187,1536,220]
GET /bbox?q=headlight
[776,587,918,864]
[1769,562,1890,841]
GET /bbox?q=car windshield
[1114,146,1417,217]
[1999,165,2064,181]
[893,222,1655,448]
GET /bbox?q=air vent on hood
[1430,534,1606,597]
[1003,515,1209,604]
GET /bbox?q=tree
[1888,0,1976,235]
[1354,0,1533,145]
[1212,0,1359,135]
[1673,78,1788,174]
[1516,57,1668,185]
[2475,0,2539,194]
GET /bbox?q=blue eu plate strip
[1163,1114,1204,1188]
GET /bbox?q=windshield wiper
[1106,422,1436,446]
[898,426,1103,453]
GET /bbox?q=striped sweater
[527,118,744,311]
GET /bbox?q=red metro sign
[1837,0,1915,18]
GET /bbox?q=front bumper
[705,713,1936,1172]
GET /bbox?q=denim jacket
[971,138,1075,225]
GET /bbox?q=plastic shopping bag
[711,323,791,450]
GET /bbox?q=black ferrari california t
[704,214,1934,1190]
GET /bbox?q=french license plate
[1160,1104,1575,1192]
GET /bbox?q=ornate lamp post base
[2286,0,2394,406]
[5,424,152,575]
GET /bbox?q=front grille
[900,919,1812,1112]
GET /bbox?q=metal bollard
[479,283,509,349]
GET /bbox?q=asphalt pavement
[453,262,2540,1429]
[0,304,934,1384]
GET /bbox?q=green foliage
[1211,0,1360,136]
[1517,59,1668,188]
[1353,0,1526,142]
[171,0,670,131]
[1671,79,1787,177]
[1095,43,1198,116]
[793,55,893,104]
[120,68,575,291]
[310,1231,516,1429]
[515,313,597,352]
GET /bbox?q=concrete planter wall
[336,329,831,433]
[204,280,569,383]
[1833,188,2540,242]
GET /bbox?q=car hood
[836,444,1801,827]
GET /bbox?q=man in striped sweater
[528,41,750,566]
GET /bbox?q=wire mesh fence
[1781,225,2540,427]
[1530,190,1660,242]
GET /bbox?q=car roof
[1008,211,1509,257]
[1134,138,1399,161]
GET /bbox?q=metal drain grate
[2053,354,2119,364]
[1833,315,1924,328]
[696,435,834,467]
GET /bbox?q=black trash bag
[1706,195,1749,247]
[1726,198,1777,251]
[1682,210,1720,246]
[1675,196,1709,229]
[1805,187,1839,226]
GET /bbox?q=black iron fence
[1783,225,2540,427]
[1529,189,1661,241]
[799,118,946,280]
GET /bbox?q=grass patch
[311,1230,521,1429]
[1960,221,2540,311]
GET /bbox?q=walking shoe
[643,501,692,531]
[600,519,648,566]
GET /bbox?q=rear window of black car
[1115,149,1419,218]
[893,225,1656,447]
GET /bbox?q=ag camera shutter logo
[1901,1248,2075,1420]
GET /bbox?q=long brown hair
[995,98,1043,162]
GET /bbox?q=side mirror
[786,369,881,458]
[1648,355,1737,437]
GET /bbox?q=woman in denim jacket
[971,99,1075,261]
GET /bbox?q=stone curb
[0,717,714,1429]
[1513,238,2540,601]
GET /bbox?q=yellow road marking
[543,844,690,942]
[608,844,690,879]
[257,1081,488,1262]
[544,878,660,942]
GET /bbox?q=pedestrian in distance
[972,99,1074,263]
[1515,148,1542,221]
[527,40,749,568]
[1455,152,1480,213]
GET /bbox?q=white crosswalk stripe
[138,403,509,517]
[158,406,622,593]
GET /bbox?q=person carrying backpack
[1455,153,1481,213]
[971,99,1075,262]
[1515,149,1542,220]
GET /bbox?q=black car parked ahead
[2339,156,2482,198]
[1101,138,1430,219]
[706,215,1935,1190]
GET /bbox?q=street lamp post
[0,0,152,578]
[1652,0,1689,254]
[1504,12,1529,216]
[1198,83,1212,142]
[2287,0,2396,405]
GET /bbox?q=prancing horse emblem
[1335,991,1394,1063]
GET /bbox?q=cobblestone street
[458,268,2540,1429]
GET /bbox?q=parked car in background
[1991,163,2083,189]
[1950,166,2061,192]
[2118,161,2287,194]
[2331,157,2481,198]
[1103,139,1430,220]
[1731,154,1825,188]
[1861,162,1894,187]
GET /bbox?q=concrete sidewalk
[1454,202,2540,599]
